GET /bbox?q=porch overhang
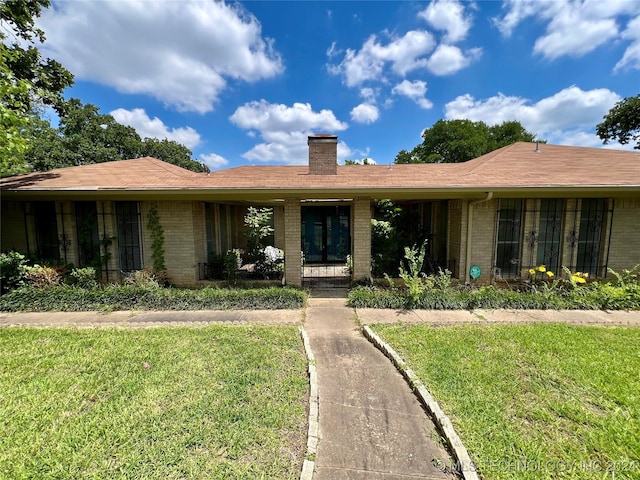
[2,184,639,202]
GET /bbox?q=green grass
[0,325,308,479]
[371,323,640,480]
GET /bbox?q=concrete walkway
[305,295,456,480]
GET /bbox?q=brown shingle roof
[2,143,639,199]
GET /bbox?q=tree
[141,138,203,172]
[0,0,74,176]
[0,53,32,176]
[596,94,640,150]
[395,119,539,164]
[1,0,74,113]
[26,99,204,172]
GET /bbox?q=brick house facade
[2,137,639,286]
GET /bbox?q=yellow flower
[546,271,554,278]
[537,265,546,272]
[572,275,587,284]
[529,268,536,275]
[583,273,589,279]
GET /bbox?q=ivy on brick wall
[147,204,167,273]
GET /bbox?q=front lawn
[371,323,640,480]
[0,325,308,479]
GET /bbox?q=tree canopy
[395,119,539,164]
[596,94,640,150]
[1,0,73,113]
[25,99,205,172]
[1,0,74,176]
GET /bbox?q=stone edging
[298,327,318,480]
[362,325,480,480]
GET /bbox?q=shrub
[69,267,98,289]
[398,241,429,306]
[123,269,160,290]
[0,285,305,312]
[0,251,28,294]
[23,265,62,289]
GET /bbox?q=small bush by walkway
[371,323,640,480]
[0,285,306,312]
[0,325,308,479]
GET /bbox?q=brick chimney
[308,134,338,175]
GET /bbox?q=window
[75,201,100,267]
[495,199,523,277]
[536,199,563,273]
[576,199,607,277]
[205,204,240,257]
[115,202,142,272]
[33,202,60,260]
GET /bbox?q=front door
[301,206,350,263]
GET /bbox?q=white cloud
[38,1,282,113]
[615,15,640,71]
[328,30,436,86]
[495,0,640,65]
[444,86,622,146]
[229,100,350,164]
[350,103,380,123]
[110,108,201,149]
[200,153,229,170]
[419,0,472,43]
[391,80,433,109]
[360,87,378,103]
[426,44,481,75]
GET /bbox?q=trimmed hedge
[0,285,306,312]
[348,282,640,310]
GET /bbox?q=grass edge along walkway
[369,322,640,480]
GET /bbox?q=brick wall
[469,199,497,283]
[447,199,467,279]
[141,201,202,286]
[608,197,640,272]
[308,136,337,175]
[284,198,302,286]
[352,198,372,281]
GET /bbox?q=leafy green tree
[0,0,74,176]
[596,94,640,150]
[26,99,204,172]
[0,53,32,176]
[1,0,74,113]
[395,119,539,164]
[141,138,203,172]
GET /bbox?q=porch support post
[284,198,302,287]
[273,205,285,250]
[352,197,372,282]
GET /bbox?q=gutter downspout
[465,192,494,284]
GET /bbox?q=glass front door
[301,206,350,263]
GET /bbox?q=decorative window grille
[495,199,523,277]
[576,199,608,277]
[535,199,564,273]
[75,201,100,267]
[115,202,142,272]
[33,202,60,260]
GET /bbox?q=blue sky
[35,0,640,169]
